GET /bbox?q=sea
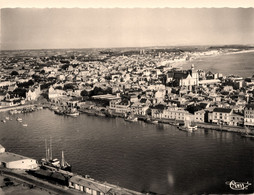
[181,51,254,77]
[0,51,254,194]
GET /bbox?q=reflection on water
[0,109,253,194]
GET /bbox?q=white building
[151,105,189,121]
[69,175,111,194]
[244,104,254,127]
[0,146,38,169]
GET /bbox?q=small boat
[65,108,79,117]
[54,109,65,115]
[241,133,254,138]
[16,117,22,122]
[146,118,159,124]
[1,119,6,123]
[9,110,18,115]
[5,116,10,120]
[178,116,197,132]
[241,127,254,138]
[170,119,180,126]
[152,120,159,124]
[125,115,138,122]
[66,111,79,117]
[22,123,28,127]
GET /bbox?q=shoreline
[169,48,254,70]
[77,107,253,136]
[193,48,254,60]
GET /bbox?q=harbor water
[0,109,253,194]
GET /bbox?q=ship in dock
[41,138,72,172]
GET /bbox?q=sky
[1,8,254,50]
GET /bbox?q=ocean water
[0,110,253,194]
[182,51,254,77]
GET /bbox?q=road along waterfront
[0,109,253,194]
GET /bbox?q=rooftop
[213,107,232,113]
[0,152,35,163]
[245,104,254,110]
[69,175,112,193]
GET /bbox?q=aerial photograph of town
[0,1,254,195]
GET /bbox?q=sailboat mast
[61,151,65,167]
[49,137,53,160]
[45,139,48,161]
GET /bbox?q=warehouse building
[0,145,38,169]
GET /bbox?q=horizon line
[1,44,254,52]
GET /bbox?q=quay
[1,166,144,195]
[79,108,253,136]
[0,104,36,113]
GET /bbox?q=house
[0,91,7,101]
[69,175,142,195]
[151,104,188,121]
[26,85,41,101]
[194,109,205,123]
[244,104,254,127]
[212,107,233,125]
[130,103,149,116]
[48,86,67,99]
[109,99,130,114]
[229,112,244,126]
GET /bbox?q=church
[167,64,199,89]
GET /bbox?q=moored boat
[66,109,80,117]
[146,118,159,124]
[125,115,138,122]
[16,117,22,122]
[54,109,65,115]
[241,133,254,138]
[41,138,72,172]
[178,116,197,132]
[241,127,254,138]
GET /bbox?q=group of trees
[81,87,112,98]
[17,80,34,88]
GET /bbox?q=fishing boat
[146,118,158,124]
[151,120,159,124]
[41,138,72,172]
[170,119,180,126]
[66,108,79,117]
[178,116,197,132]
[125,115,138,122]
[54,109,65,115]
[16,117,22,122]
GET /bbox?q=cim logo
[226,180,252,190]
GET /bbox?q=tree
[55,86,63,90]
[81,90,89,97]
[17,80,34,88]
[10,71,19,76]
[63,83,74,90]
[61,64,69,70]
[13,88,27,98]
